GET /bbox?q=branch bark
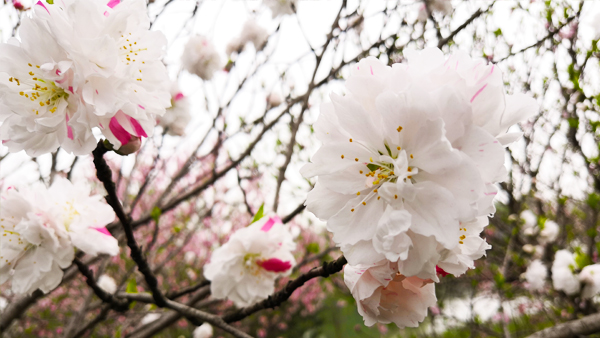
[526,313,600,338]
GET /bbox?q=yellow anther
[373,180,379,184]
[355,158,359,162]
[369,157,373,162]
[410,154,414,159]
[377,196,381,200]
[362,202,366,205]
[407,167,412,172]
[351,208,354,212]
[50,107,57,113]
[349,138,353,142]
[28,71,34,76]
[9,77,13,82]
[341,155,345,159]
[39,102,45,106]
[28,63,32,67]
[373,189,378,193]
[407,175,412,179]
[19,92,24,96]
[359,170,363,174]
[356,192,361,196]
[397,146,401,150]
[460,235,466,240]
[32,77,37,81]
[397,126,403,132]
[394,195,398,199]
[459,241,464,244]
[36,65,40,68]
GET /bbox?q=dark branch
[92,141,168,308]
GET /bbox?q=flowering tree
[1,0,599,337]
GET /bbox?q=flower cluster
[203,215,296,307]
[302,49,538,327]
[0,0,171,156]
[264,0,296,18]
[0,177,119,295]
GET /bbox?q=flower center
[118,33,147,82]
[11,65,68,116]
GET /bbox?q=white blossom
[193,323,214,338]
[203,215,296,307]
[0,0,171,156]
[158,82,191,136]
[97,275,117,294]
[344,260,436,328]
[579,264,600,299]
[264,0,296,18]
[520,210,538,236]
[539,220,559,244]
[302,49,537,280]
[182,35,221,80]
[0,178,119,295]
[551,250,581,295]
[226,20,269,56]
[524,259,547,291]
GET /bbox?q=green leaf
[384,143,393,157]
[150,207,162,223]
[251,204,265,224]
[307,243,320,254]
[567,117,579,129]
[493,28,502,37]
[126,278,138,294]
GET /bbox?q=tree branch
[526,313,600,338]
[92,141,168,308]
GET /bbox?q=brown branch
[92,141,168,308]
[526,313,600,338]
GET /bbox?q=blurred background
[1,0,599,337]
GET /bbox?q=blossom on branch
[0,177,118,295]
[264,0,296,18]
[302,49,537,278]
[0,0,171,156]
[204,215,296,307]
[579,264,600,299]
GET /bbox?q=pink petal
[257,258,292,273]
[174,93,185,101]
[109,116,132,145]
[260,216,282,232]
[36,0,49,14]
[92,227,112,236]
[470,83,488,103]
[65,114,74,140]
[106,0,119,8]
[129,117,147,138]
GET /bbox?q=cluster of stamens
[10,63,67,115]
[1,217,28,266]
[119,33,146,82]
[343,125,420,212]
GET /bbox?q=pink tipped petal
[257,258,292,273]
[92,227,112,237]
[109,116,132,145]
[138,104,145,110]
[174,93,185,101]
[260,216,282,232]
[36,0,49,13]
[129,117,147,138]
[65,114,74,140]
[106,0,119,8]
[103,10,109,16]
